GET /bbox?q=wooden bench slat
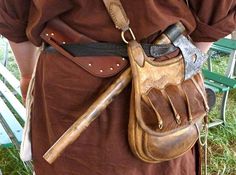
[0,63,21,95]
[0,123,12,147]
[0,80,26,122]
[202,69,236,88]
[0,98,23,144]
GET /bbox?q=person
[0,0,235,175]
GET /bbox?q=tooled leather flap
[40,18,128,78]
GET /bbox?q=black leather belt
[46,42,177,58]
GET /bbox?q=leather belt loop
[41,32,74,60]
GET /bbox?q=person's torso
[27,0,196,45]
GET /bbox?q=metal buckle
[121,27,136,44]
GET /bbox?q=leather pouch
[127,40,208,163]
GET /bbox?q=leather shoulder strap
[102,0,130,31]
[102,0,136,43]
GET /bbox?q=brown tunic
[0,1,236,175]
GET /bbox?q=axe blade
[173,35,208,80]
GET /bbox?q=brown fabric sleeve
[0,0,74,45]
[189,0,236,42]
[0,0,30,42]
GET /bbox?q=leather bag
[127,40,208,163]
[102,0,209,163]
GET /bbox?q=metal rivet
[100,70,103,72]
[45,33,49,36]
[110,67,114,70]
[51,33,54,36]
[122,58,125,61]
[62,41,66,44]
[116,64,120,67]
[88,63,92,67]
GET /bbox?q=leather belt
[46,42,177,58]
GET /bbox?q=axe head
[173,35,208,80]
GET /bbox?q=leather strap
[103,0,130,31]
[102,0,138,44]
[58,42,177,58]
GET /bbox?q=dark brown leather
[127,40,208,163]
[40,18,128,78]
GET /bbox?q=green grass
[0,40,235,174]
[203,55,236,175]
[207,90,236,175]
[0,147,30,175]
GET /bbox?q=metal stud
[122,58,125,61]
[110,67,114,71]
[100,70,103,73]
[62,41,66,44]
[45,33,49,36]
[116,63,120,67]
[88,63,92,67]
[51,33,55,36]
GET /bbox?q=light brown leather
[101,0,208,163]
[103,0,130,31]
[40,18,128,78]
[127,40,208,163]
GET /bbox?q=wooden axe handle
[42,22,183,164]
[43,68,132,164]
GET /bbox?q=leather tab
[128,41,145,67]
[103,0,130,31]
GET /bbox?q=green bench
[0,63,25,147]
[0,39,33,173]
[203,38,236,128]
[203,69,236,93]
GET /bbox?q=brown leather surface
[40,18,128,78]
[127,40,208,163]
[101,0,208,164]
[102,0,130,31]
